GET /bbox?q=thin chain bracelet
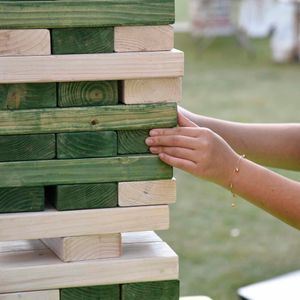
[229,154,246,207]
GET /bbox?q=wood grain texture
[42,234,121,262]
[0,0,175,29]
[51,183,118,211]
[0,290,59,300]
[0,155,172,188]
[0,205,169,241]
[58,81,118,107]
[0,103,177,136]
[122,280,180,300]
[118,179,176,207]
[0,239,178,293]
[0,50,184,83]
[57,132,117,159]
[0,30,50,56]
[0,83,56,110]
[0,134,55,162]
[115,25,174,52]
[52,27,114,54]
[60,285,119,300]
[118,130,150,154]
[122,78,182,104]
[0,187,44,213]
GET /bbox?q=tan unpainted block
[0,290,59,300]
[0,50,184,84]
[0,232,178,293]
[0,30,50,56]
[114,25,174,52]
[122,77,182,104]
[0,205,169,241]
[42,234,121,262]
[119,179,176,207]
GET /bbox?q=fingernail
[145,138,153,145]
[150,147,158,153]
[149,129,158,136]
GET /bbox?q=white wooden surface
[0,291,59,300]
[0,232,178,293]
[122,77,182,104]
[0,206,169,241]
[42,233,121,262]
[0,50,184,83]
[114,25,174,52]
[119,179,176,206]
[0,30,50,56]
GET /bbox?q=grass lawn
[159,28,300,300]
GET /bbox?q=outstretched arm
[146,113,300,230]
[179,106,300,171]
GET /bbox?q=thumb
[178,112,198,128]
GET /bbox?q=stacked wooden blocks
[0,0,183,299]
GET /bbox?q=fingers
[146,135,197,149]
[177,112,198,128]
[158,153,197,173]
[150,146,196,163]
[149,126,200,138]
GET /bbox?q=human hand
[145,112,240,187]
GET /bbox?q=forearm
[232,157,300,229]
[179,107,300,170]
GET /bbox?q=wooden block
[0,187,44,213]
[0,103,177,136]
[122,78,182,104]
[42,234,121,262]
[122,280,180,300]
[58,81,118,107]
[115,25,173,52]
[119,179,176,207]
[0,83,56,110]
[51,183,118,211]
[122,231,162,244]
[0,235,178,293]
[0,134,55,162]
[0,0,175,29]
[0,29,50,56]
[60,285,119,300]
[0,155,172,188]
[52,27,114,54]
[0,205,169,241]
[118,130,150,154]
[0,50,184,83]
[0,290,59,300]
[57,132,117,159]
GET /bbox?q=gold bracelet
[229,154,246,208]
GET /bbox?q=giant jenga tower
[0,1,184,299]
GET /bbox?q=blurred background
[160,1,300,299]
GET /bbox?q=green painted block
[0,155,173,188]
[0,134,55,162]
[60,285,120,300]
[0,187,44,213]
[0,1,175,29]
[58,81,118,107]
[52,27,114,54]
[57,131,117,159]
[0,83,56,110]
[122,280,179,300]
[118,130,150,154]
[51,183,118,211]
[0,103,178,136]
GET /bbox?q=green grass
[159,33,300,300]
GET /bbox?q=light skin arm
[145,113,300,230]
[179,106,300,171]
